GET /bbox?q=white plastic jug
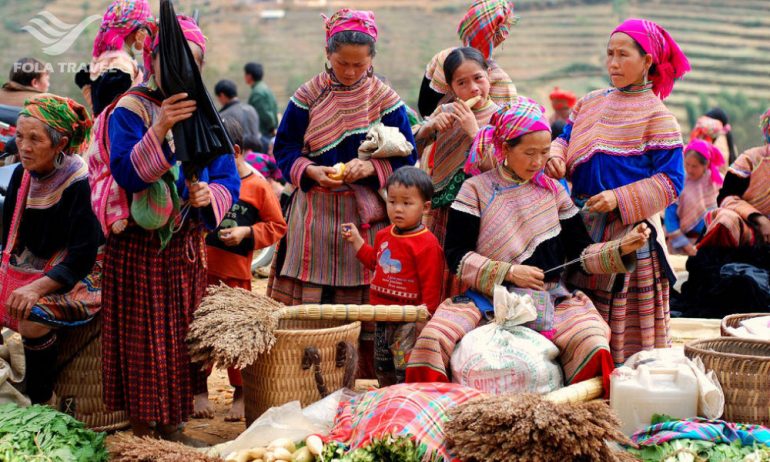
[610,363,698,436]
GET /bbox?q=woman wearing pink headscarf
[664,139,724,256]
[547,19,690,365]
[75,0,152,116]
[99,15,239,443]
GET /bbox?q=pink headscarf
[685,138,724,186]
[457,0,517,60]
[466,97,554,190]
[92,0,152,58]
[323,8,378,44]
[612,18,690,100]
[143,15,207,78]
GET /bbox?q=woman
[268,9,416,378]
[418,0,517,117]
[406,98,650,390]
[1,94,100,404]
[76,0,151,116]
[664,139,724,256]
[690,108,736,171]
[699,109,770,248]
[101,16,239,442]
[547,18,689,364]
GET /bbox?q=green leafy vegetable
[627,438,770,462]
[0,403,108,462]
[321,435,428,462]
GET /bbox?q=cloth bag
[357,123,414,161]
[0,331,29,406]
[450,286,563,394]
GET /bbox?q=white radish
[272,447,293,461]
[268,438,296,453]
[305,435,324,456]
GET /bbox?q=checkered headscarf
[457,0,517,59]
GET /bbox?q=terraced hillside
[2,0,769,149]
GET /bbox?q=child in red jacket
[343,166,445,385]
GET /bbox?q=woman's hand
[218,226,251,246]
[450,101,479,138]
[187,181,211,208]
[426,113,455,134]
[305,165,344,189]
[545,157,566,179]
[620,223,651,255]
[585,190,618,213]
[6,284,44,321]
[505,264,545,290]
[752,215,770,244]
[152,93,196,140]
[341,223,365,252]
[343,159,375,183]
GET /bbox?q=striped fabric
[424,48,517,105]
[580,240,629,275]
[208,183,232,231]
[27,155,89,210]
[701,208,756,248]
[457,0,517,59]
[290,73,403,157]
[632,418,770,447]
[676,174,719,235]
[550,84,683,176]
[279,187,383,287]
[728,146,770,217]
[129,126,170,184]
[614,173,679,225]
[327,382,484,462]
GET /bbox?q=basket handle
[302,346,329,398]
[302,341,358,398]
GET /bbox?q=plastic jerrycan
[610,363,698,436]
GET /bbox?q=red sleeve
[249,178,288,250]
[414,235,445,313]
[356,243,378,272]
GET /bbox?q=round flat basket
[242,319,361,425]
[54,314,129,432]
[684,337,770,425]
[720,313,769,337]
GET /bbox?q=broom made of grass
[110,434,223,462]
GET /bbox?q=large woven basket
[54,314,129,432]
[720,313,769,337]
[242,318,361,425]
[684,338,770,425]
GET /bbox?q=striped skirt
[102,222,207,426]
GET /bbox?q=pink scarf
[686,138,724,186]
[143,15,207,79]
[92,0,152,57]
[322,9,378,43]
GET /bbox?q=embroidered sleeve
[290,157,316,189]
[274,102,312,190]
[458,252,512,297]
[614,173,679,225]
[371,159,393,189]
[579,240,634,275]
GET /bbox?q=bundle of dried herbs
[109,434,223,462]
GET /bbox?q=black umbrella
[158,0,233,181]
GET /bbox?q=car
[0,104,21,127]
[0,162,19,245]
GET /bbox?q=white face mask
[130,42,144,58]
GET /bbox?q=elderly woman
[547,19,689,364]
[268,8,416,378]
[418,0,518,117]
[1,94,100,404]
[406,98,649,390]
[101,16,239,442]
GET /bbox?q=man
[244,62,278,147]
[0,58,50,107]
[215,79,263,152]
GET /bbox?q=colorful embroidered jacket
[107,87,240,231]
[665,174,718,249]
[717,145,770,220]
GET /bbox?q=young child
[195,117,287,421]
[342,166,445,385]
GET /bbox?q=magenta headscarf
[92,0,152,58]
[142,15,207,79]
[323,8,378,44]
[686,139,724,186]
[612,18,690,100]
[466,97,554,190]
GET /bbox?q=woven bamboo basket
[684,338,770,425]
[544,377,603,405]
[54,314,129,432]
[277,304,429,323]
[720,313,769,337]
[242,317,361,425]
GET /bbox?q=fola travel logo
[22,11,101,56]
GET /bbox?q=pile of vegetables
[0,403,107,462]
[627,439,770,462]
[224,436,323,462]
[320,435,428,462]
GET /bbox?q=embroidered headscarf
[323,8,378,44]
[690,115,729,143]
[685,139,724,186]
[457,0,516,60]
[549,87,577,111]
[466,96,553,189]
[760,108,770,144]
[612,18,690,100]
[92,0,152,58]
[20,94,92,155]
[143,15,207,78]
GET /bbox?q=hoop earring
[325,62,333,75]
[366,66,374,79]
[53,152,65,169]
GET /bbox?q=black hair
[550,120,566,141]
[705,107,737,163]
[9,57,48,86]
[244,62,264,82]
[221,117,244,150]
[629,40,657,78]
[214,79,238,98]
[443,47,488,86]
[386,166,434,202]
[326,30,376,57]
[685,149,709,166]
